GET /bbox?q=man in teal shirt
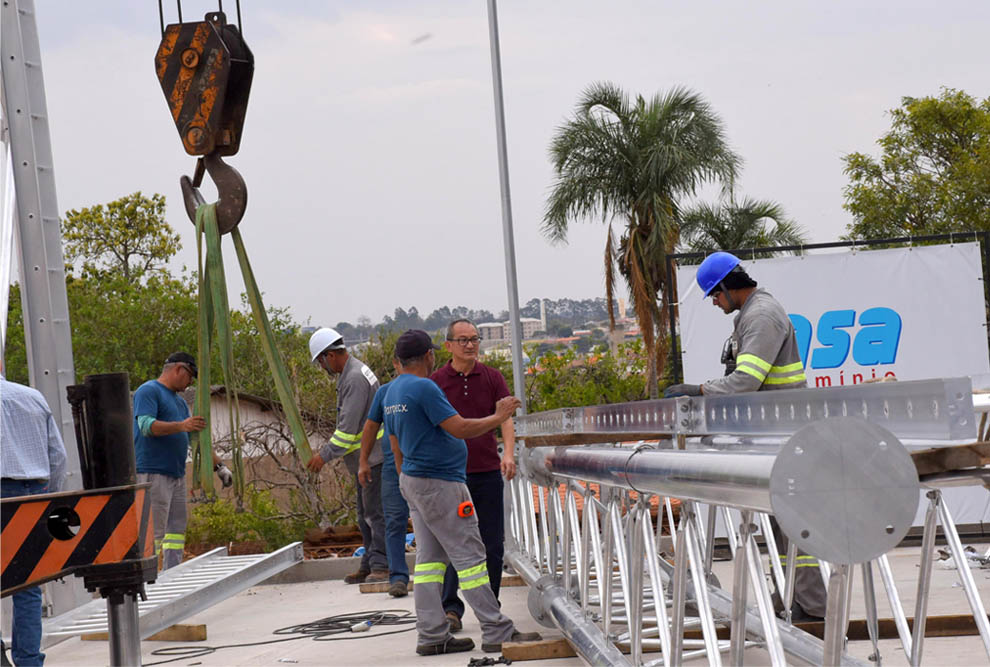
[134,352,232,569]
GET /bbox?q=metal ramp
[42,542,303,647]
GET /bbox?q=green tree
[843,88,990,239]
[543,82,739,397]
[678,195,807,261]
[62,192,180,284]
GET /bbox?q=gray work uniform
[704,288,826,618]
[320,355,387,572]
[400,474,515,646]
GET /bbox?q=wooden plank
[359,581,413,594]
[501,573,526,587]
[502,614,990,660]
[911,442,990,477]
[502,638,577,661]
[82,623,207,642]
[790,613,990,640]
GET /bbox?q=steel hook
[180,151,248,234]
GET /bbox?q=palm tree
[678,196,808,261]
[543,82,739,397]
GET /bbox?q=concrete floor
[43,543,990,666]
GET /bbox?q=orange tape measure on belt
[457,501,474,518]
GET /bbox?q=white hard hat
[309,327,345,363]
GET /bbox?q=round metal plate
[527,575,559,628]
[770,417,919,564]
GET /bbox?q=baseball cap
[165,352,198,378]
[395,329,440,360]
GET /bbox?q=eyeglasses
[448,336,481,346]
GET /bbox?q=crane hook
[180,151,247,234]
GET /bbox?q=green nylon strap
[231,228,313,463]
[194,206,216,494]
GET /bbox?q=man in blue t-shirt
[381,330,540,656]
[358,358,412,598]
[134,352,232,569]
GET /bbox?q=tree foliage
[843,88,990,239]
[678,195,808,262]
[542,82,739,397]
[62,192,181,284]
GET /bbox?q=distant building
[478,322,506,341]
[520,317,542,339]
[477,318,543,342]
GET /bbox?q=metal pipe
[861,560,882,666]
[729,510,752,665]
[911,492,939,666]
[106,594,141,666]
[935,494,990,658]
[505,550,632,667]
[538,446,778,512]
[877,553,912,659]
[823,564,852,666]
[484,0,527,412]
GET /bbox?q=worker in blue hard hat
[664,251,807,396]
[665,251,825,622]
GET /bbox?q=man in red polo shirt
[430,318,517,632]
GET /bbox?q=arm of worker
[500,417,517,481]
[702,313,787,395]
[134,386,206,437]
[142,415,206,436]
[357,419,382,486]
[357,383,390,484]
[308,376,369,472]
[440,396,522,439]
[390,434,402,474]
[46,409,67,493]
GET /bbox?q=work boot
[364,569,389,583]
[343,568,371,584]
[445,610,462,633]
[482,630,542,653]
[415,636,474,655]
[388,580,408,598]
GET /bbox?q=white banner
[676,242,990,387]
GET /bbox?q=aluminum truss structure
[507,379,990,666]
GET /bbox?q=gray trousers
[356,464,387,572]
[399,474,515,646]
[771,517,828,617]
[138,473,187,570]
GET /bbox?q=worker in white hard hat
[307,327,388,584]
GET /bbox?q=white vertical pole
[485,0,526,413]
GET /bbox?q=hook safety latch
[180,151,247,234]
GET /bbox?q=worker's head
[696,252,757,314]
[161,352,198,390]
[445,319,480,364]
[309,327,348,374]
[395,329,440,375]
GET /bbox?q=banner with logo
[675,242,990,386]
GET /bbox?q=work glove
[663,383,702,398]
[215,463,234,488]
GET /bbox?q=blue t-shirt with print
[133,380,191,478]
[382,373,465,482]
[367,382,394,466]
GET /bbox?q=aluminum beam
[515,377,975,445]
[42,542,303,644]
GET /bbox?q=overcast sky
[24,1,990,327]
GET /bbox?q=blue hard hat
[696,252,741,296]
